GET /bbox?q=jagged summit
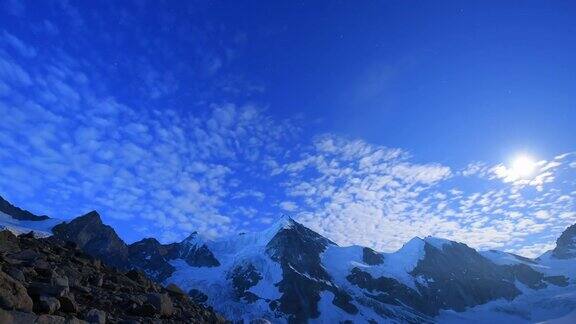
[180,231,210,247]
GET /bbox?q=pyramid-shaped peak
[180,231,209,247]
[76,210,103,224]
[269,215,299,231]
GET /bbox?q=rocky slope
[0,196,575,323]
[0,229,225,323]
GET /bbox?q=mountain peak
[269,215,298,232]
[75,210,103,224]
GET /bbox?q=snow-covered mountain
[0,196,575,323]
[0,195,62,237]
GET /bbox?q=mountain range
[1,195,575,323]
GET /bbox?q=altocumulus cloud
[0,26,575,257]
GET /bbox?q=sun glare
[511,155,536,178]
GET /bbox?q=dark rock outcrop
[362,247,384,265]
[552,223,576,259]
[228,264,262,302]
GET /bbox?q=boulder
[4,267,25,282]
[36,314,68,323]
[165,283,186,296]
[0,308,38,324]
[51,274,70,288]
[85,308,106,324]
[36,296,61,314]
[138,302,157,317]
[28,282,69,298]
[9,249,43,261]
[146,293,173,317]
[0,230,19,253]
[0,271,33,312]
[58,295,78,313]
[124,269,148,285]
[188,289,208,303]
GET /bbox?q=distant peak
[181,231,207,246]
[131,237,161,246]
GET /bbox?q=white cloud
[534,210,551,220]
[2,31,37,58]
[279,201,298,212]
[0,22,574,258]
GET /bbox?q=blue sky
[0,0,575,257]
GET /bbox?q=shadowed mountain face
[552,224,576,259]
[52,211,129,269]
[178,232,220,267]
[265,218,358,323]
[410,242,521,313]
[0,196,575,323]
[0,196,49,221]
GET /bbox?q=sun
[510,155,536,178]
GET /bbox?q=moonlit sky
[0,0,575,257]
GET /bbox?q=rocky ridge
[1,196,575,323]
[0,230,225,323]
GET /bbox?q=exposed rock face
[228,263,262,302]
[552,223,576,259]
[52,211,129,268]
[0,196,50,221]
[411,241,520,313]
[0,230,226,323]
[178,233,220,267]
[265,218,358,323]
[362,247,384,265]
[127,238,178,282]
